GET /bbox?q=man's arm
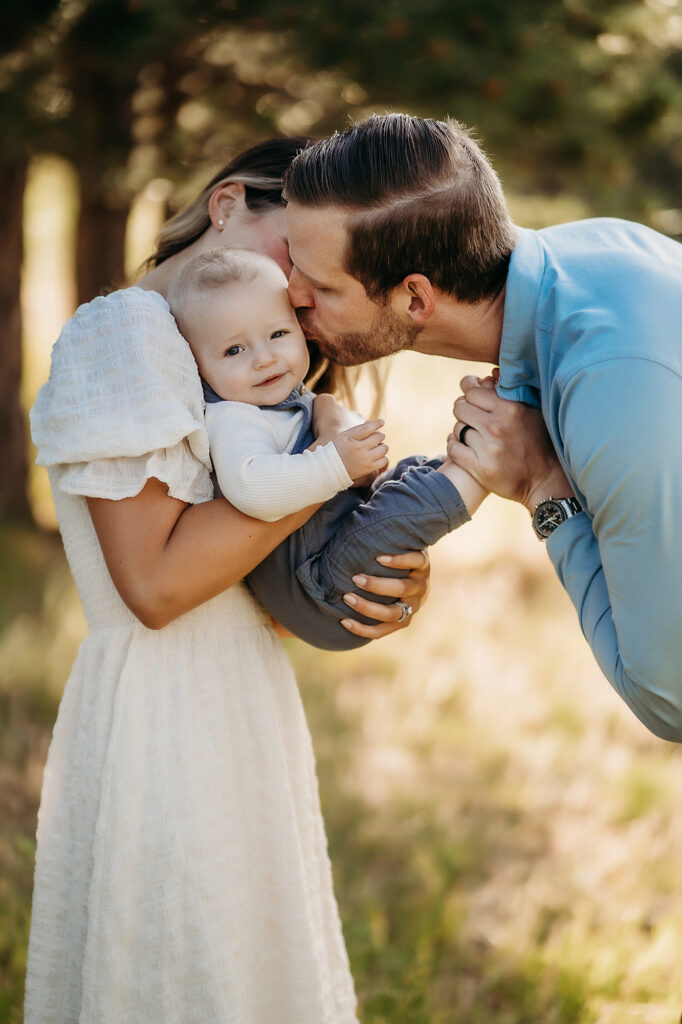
[449,363,682,741]
[548,358,682,741]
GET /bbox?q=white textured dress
[27,287,358,1024]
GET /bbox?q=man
[284,112,682,741]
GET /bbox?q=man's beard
[303,304,421,367]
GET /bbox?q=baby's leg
[369,453,444,491]
[295,463,468,624]
[246,464,468,651]
[246,489,371,650]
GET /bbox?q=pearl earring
[217,219,224,227]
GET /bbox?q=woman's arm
[88,478,431,636]
[88,478,317,629]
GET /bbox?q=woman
[27,138,430,1024]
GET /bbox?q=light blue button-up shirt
[497,218,682,740]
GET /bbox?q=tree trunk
[71,64,137,305]
[0,160,31,522]
[76,167,129,304]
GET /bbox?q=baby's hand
[334,420,389,483]
[312,393,363,442]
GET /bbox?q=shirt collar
[202,378,309,411]
[497,227,543,408]
[202,379,223,404]
[266,383,309,412]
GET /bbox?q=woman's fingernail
[344,593,358,606]
[376,556,392,565]
[341,619,355,630]
[352,575,367,587]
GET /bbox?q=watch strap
[557,497,582,516]
[531,495,583,540]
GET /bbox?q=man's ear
[208,181,247,226]
[392,274,436,325]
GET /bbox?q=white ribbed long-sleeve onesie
[205,399,353,522]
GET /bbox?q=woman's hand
[339,549,431,640]
[447,375,574,512]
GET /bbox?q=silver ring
[459,424,473,446]
[396,599,413,622]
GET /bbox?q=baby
[168,247,482,649]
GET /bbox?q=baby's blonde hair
[167,247,275,337]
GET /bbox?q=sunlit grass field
[1,160,681,1023]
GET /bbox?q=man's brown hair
[284,113,516,303]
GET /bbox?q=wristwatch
[531,496,582,540]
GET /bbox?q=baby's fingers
[368,439,389,457]
[356,432,387,455]
[348,419,384,440]
[362,439,389,470]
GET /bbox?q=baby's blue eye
[225,345,242,357]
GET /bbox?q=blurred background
[2,1,682,1021]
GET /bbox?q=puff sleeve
[30,288,213,505]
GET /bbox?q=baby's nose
[254,346,277,367]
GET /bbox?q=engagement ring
[396,600,413,622]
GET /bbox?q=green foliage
[0,0,60,57]
[248,0,682,214]
[3,0,681,215]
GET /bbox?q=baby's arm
[208,402,355,521]
[312,389,390,484]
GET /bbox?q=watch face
[533,500,566,538]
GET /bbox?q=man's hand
[334,420,389,483]
[447,375,573,512]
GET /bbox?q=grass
[0,527,68,1024]
[4,475,681,1024]
[290,540,682,1023]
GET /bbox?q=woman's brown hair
[148,136,386,414]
